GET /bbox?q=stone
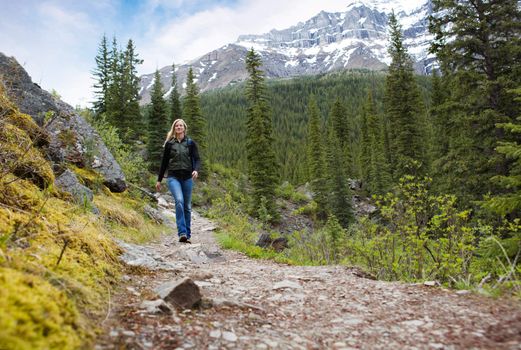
[209,330,221,338]
[423,281,440,287]
[140,299,173,315]
[0,53,126,192]
[144,204,164,224]
[255,232,272,248]
[222,331,237,342]
[54,169,94,203]
[273,280,302,290]
[271,237,288,252]
[155,277,202,310]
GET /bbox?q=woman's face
[174,122,185,134]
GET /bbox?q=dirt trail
[96,210,521,350]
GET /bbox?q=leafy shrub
[276,181,309,203]
[346,175,476,283]
[89,114,148,185]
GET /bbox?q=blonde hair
[164,118,188,146]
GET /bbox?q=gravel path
[96,210,521,350]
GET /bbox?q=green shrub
[345,175,476,283]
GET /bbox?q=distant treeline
[200,70,431,185]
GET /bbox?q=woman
[156,119,201,243]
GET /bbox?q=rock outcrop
[0,52,126,192]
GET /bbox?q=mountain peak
[138,0,433,105]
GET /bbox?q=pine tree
[482,88,521,218]
[329,98,353,176]
[325,118,354,229]
[169,63,182,124]
[360,90,391,194]
[385,12,426,181]
[121,39,143,139]
[105,36,123,128]
[429,0,521,203]
[183,67,207,179]
[147,70,169,172]
[92,34,110,116]
[244,49,279,221]
[306,95,328,219]
[429,70,452,192]
[100,36,143,141]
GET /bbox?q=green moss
[94,192,165,243]
[4,110,49,147]
[0,267,84,350]
[0,85,169,349]
[0,123,54,188]
[70,165,105,191]
[0,175,43,211]
[57,129,77,147]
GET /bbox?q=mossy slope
[0,82,138,349]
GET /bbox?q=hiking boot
[179,235,187,243]
[185,239,191,244]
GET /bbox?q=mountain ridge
[138,0,433,105]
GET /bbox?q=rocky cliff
[0,52,126,192]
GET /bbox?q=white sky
[0,0,419,107]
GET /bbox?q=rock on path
[96,208,521,350]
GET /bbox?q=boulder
[0,53,126,192]
[55,169,93,203]
[154,277,202,310]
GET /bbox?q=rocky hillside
[138,0,433,104]
[0,52,156,348]
[0,52,126,193]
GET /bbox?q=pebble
[222,331,238,342]
[209,330,222,338]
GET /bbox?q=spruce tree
[92,34,110,116]
[105,36,123,128]
[429,0,521,203]
[329,98,353,176]
[360,90,391,194]
[169,63,182,124]
[482,88,521,218]
[121,39,143,139]
[147,70,169,172]
[244,49,279,221]
[385,12,426,181]
[183,67,207,179]
[429,70,452,192]
[325,118,354,229]
[306,95,328,219]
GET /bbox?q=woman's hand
[155,181,161,192]
[192,171,198,180]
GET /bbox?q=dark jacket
[157,137,201,181]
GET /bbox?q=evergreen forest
[0,0,521,349]
[84,1,521,293]
[80,0,521,296]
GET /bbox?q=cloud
[1,0,352,107]
[137,0,350,72]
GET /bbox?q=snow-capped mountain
[138,0,434,105]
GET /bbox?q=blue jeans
[166,177,193,239]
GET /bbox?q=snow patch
[306,56,317,64]
[163,86,173,98]
[285,59,299,67]
[208,72,218,82]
